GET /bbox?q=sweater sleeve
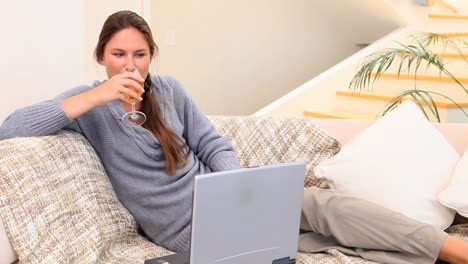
[168,76,240,172]
[0,86,90,140]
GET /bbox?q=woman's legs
[300,186,459,264]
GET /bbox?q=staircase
[253,0,468,123]
[304,0,468,122]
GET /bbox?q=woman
[0,10,467,264]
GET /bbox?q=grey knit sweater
[0,75,240,252]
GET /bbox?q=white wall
[0,0,86,122]
[0,0,152,123]
[151,0,403,116]
[0,1,405,121]
[313,0,405,44]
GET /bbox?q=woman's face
[99,27,152,79]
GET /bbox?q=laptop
[145,162,306,264]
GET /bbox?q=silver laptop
[146,162,306,264]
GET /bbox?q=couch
[0,116,467,264]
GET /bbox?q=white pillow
[439,149,468,217]
[315,100,459,230]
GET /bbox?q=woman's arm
[0,72,144,140]
[168,76,240,171]
[62,71,144,119]
[0,91,84,140]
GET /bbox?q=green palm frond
[413,32,468,63]
[381,90,468,122]
[349,40,467,95]
[349,34,468,122]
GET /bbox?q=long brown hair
[95,10,187,175]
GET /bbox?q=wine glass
[122,69,146,127]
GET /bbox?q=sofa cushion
[209,116,341,189]
[0,121,382,264]
[439,149,468,218]
[0,131,171,263]
[314,101,459,230]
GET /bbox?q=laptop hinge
[272,257,296,264]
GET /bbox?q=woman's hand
[89,71,145,106]
[62,71,145,120]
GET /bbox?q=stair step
[303,110,377,120]
[370,72,468,83]
[434,53,468,59]
[398,52,468,59]
[389,56,467,76]
[407,44,468,55]
[333,94,467,122]
[429,13,468,19]
[362,77,468,98]
[336,91,468,108]
[436,32,468,37]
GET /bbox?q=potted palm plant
[349,33,468,122]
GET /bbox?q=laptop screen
[190,162,306,264]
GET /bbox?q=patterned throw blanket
[0,116,466,263]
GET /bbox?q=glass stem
[131,99,136,113]
[129,99,138,119]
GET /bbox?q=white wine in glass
[122,69,147,127]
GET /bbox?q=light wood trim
[303,110,376,120]
[438,32,468,37]
[429,13,468,19]
[304,111,343,119]
[434,53,468,59]
[336,91,468,108]
[397,52,468,59]
[370,72,468,83]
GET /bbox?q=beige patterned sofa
[0,116,467,264]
